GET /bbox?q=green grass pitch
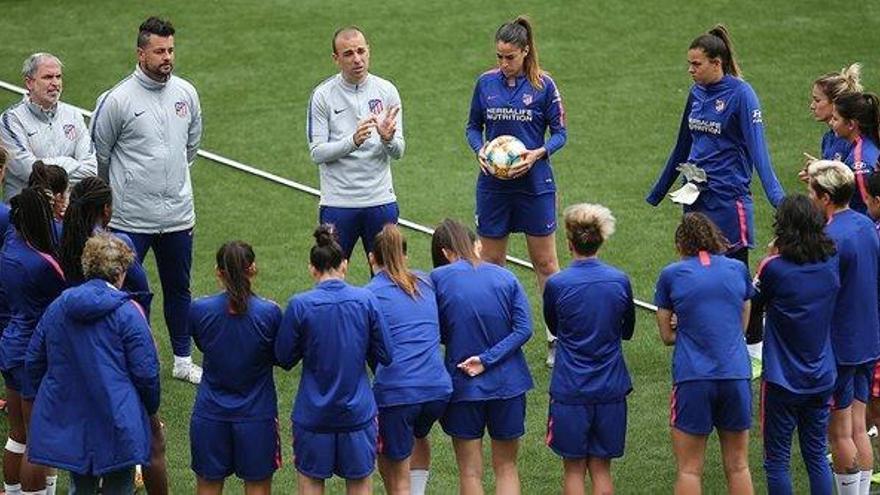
[1,0,879,492]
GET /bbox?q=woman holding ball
[466,15,567,366]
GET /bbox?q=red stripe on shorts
[669,386,678,427]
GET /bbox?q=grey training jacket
[91,65,202,233]
[307,73,404,207]
[0,96,97,199]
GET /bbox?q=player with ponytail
[466,15,567,367]
[809,64,863,163]
[648,23,784,264]
[430,218,533,495]
[543,204,634,495]
[187,241,282,494]
[366,225,451,495]
[275,225,393,495]
[648,23,784,378]
[828,91,880,215]
[0,187,66,495]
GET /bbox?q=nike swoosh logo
[26,131,37,137]
[134,111,146,117]
[843,481,856,486]
[333,109,345,115]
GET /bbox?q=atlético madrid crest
[63,124,76,141]
[369,99,384,115]
[714,99,725,113]
[175,101,188,118]
[522,93,533,106]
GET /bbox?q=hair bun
[313,224,338,247]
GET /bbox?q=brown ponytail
[496,15,544,89]
[372,224,420,298]
[690,24,741,78]
[216,241,256,314]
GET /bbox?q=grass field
[2,0,880,492]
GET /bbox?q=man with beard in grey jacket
[91,16,203,386]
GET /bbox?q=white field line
[0,79,657,312]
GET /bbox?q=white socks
[747,342,763,360]
[173,355,192,368]
[45,475,57,495]
[5,483,22,495]
[859,470,872,495]
[22,490,46,495]
[410,469,429,495]
[835,472,861,495]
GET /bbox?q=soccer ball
[483,135,526,179]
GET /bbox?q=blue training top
[0,229,66,373]
[841,135,880,215]
[821,129,852,162]
[466,70,567,195]
[275,279,393,432]
[189,292,282,422]
[430,259,534,402]
[825,209,880,365]
[647,75,785,251]
[365,271,452,408]
[544,258,635,404]
[654,252,753,383]
[754,254,839,394]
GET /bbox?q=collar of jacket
[23,95,57,122]
[338,73,371,93]
[134,64,169,91]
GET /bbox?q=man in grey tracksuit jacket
[0,53,97,199]
[307,26,404,260]
[90,17,203,385]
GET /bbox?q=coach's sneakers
[546,341,556,368]
[172,356,202,384]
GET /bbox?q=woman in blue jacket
[275,225,392,495]
[654,213,754,494]
[755,195,839,495]
[647,24,784,264]
[431,218,533,495]
[366,224,452,495]
[189,241,282,494]
[828,92,880,215]
[543,204,635,495]
[466,16,567,366]
[0,187,66,495]
[25,233,160,494]
[810,65,861,163]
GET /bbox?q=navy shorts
[833,362,874,409]
[190,416,281,482]
[670,380,751,435]
[292,421,377,480]
[546,400,627,459]
[319,202,399,259]
[378,399,448,461]
[441,394,526,441]
[2,365,34,400]
[475,190,556,238]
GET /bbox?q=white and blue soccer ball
[483,135,526,179]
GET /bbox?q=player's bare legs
[491,438,521,495]
[718,429,753,495]
[672,427,708,495]
[453,438,484,495]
